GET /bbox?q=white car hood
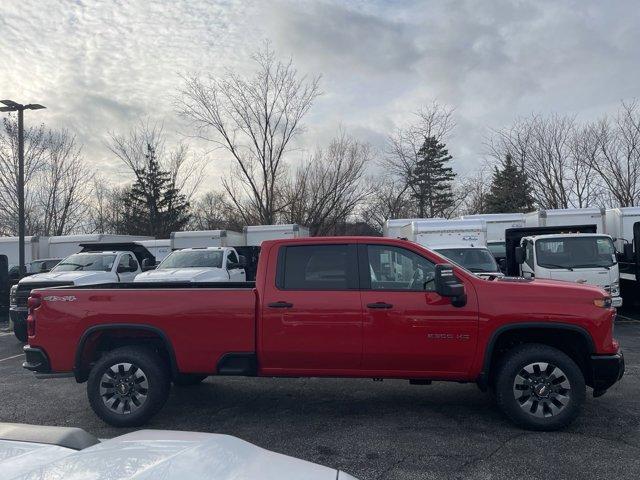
[2,430,351,480]
[135,267,229,283]
[19,271,115,285]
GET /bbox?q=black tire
[173,374,207,386]
[87,346,170,427]
[13,321,27,343]
[495,343,585,431]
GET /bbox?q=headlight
[594,297,613,308]
[610,281,620,297]
[9,285,18,305]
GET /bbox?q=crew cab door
[261,243,363,372]
[358,244,478,375]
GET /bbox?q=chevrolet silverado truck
[22,237,624,430]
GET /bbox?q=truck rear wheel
[87,346,170,427]
[495,343,585,431]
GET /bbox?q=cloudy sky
[1,0,639,191]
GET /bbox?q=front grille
[15,282,73,308]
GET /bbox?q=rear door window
[278,244,358,290]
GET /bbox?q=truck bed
[29,283,258,374]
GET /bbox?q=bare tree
[0,116,48,235]
[588,101,640,206]
[33,130,94,235]
[487,114,594,209]
[87,178,128,234]
[178,43,321,225]
[189,191,245,232]
[282,134,372,235]
[360,179,413,234]
[384,102,455,181]
[107,119,202,202]
[457,166,492,215]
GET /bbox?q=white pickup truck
[10,243,153,342]
[134,247,246,283]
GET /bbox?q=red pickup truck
[23,237,624,430]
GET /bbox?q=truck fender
[477,322,595,390]
[74,324,178,382]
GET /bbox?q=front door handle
[268,301,294,309]
[366,302,393,309]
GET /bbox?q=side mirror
[141,258,156,271]
[434,263,466,307]
[514,246,526,265]
[623,243,634,262]
[238,255,247,267]
[498,258,507,272]
[116,265,127,274]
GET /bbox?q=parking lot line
[0,354,23,363]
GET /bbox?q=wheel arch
[478,323,595,389]
[74,324,178,383]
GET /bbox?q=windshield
[535,236,616,269]
[159,250,224,269]
[487,241,506,258]
[52,254,116,272]
[435,248,499,273]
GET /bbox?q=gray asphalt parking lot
[0,318,638,480]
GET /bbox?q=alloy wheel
[99,362,149,415]
[513,362,571,418]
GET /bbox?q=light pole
[0,100,46,277]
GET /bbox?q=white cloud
[1,0,639,189]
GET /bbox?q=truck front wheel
[87,346,170,427]
[495,344,585,431]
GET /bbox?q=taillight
[28,296,41,309]
[27,295,42,337]
[27,314,35,337]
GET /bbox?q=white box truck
[0,236,40,271]
[400,219,502,277]
[605,208,640,305]
[461,213,525,260]
[383,218,446,238]
[138,239,172,263]
[170,230,245,250]
[605,207,640,253]
[524,208,605,232]
[45,234,153,259]
[244,224,310,246]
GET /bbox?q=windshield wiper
[539,263,573,271]
[572,264,611,270]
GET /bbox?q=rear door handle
[366,302,393,309]
[268,301,294,309]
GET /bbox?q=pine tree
[485,153,535,213]
[408,136,456,217]
[120,144,191,237]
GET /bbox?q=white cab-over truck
[134,247,246,283]
[507,228,622,308]
[10,243,154,342]
[400,219,502,277]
